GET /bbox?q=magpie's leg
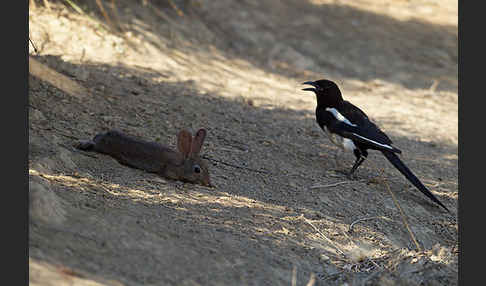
[347,149,367,179]
[348,156,365,178]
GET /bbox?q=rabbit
[75,128,212,187]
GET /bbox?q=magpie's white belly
[323,126,356,151]
[342,138,356,151]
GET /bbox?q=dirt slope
[29,0,458,285]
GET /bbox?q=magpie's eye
[193,164,201,173]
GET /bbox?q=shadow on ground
[37,0,457,93]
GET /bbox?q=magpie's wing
[339,100,370,124]
[324,120,400,153]
[326,102,401,153]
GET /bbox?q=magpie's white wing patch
[325,108,357,127]
[351,133,394,150]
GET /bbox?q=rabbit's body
[76,129,211,187]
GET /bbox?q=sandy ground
[29,0,457,285]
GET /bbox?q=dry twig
[110,0,124,32]
[349,216,390,233]
[43,0,51,11]
[306,273,316,286]
[291,266,297,286]
[365,159,422,251]
[300,215,347,258]
[309,180,364,189]
[378,168,422,251]
[95,0,116,31]
[309,181,349,189]
[202,156,270,174]
[63,0,85,15]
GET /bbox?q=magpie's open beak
[302,81,316,92]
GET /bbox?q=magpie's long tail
[381,151,450,212]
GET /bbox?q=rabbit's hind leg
[75,139,95,151]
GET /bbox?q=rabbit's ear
[177,130,193,158]
[190,129,207,155]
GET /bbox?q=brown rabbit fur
[75,129,212,187]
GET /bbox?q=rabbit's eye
[193,164,201,173]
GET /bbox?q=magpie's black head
[302,79,343,106]
[302,79,340,93]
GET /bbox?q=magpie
[302,79,449,212]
